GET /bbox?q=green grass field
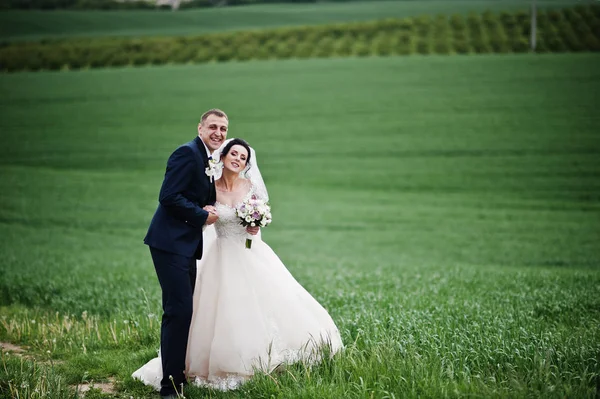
[0,0,576,41]
[1,53,599,398]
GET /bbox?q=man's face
[198,114,228,152]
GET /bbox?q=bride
[133,138,343,392]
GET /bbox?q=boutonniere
[205,157,221,183]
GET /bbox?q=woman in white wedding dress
[133,138,343,392]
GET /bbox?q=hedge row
[1,6,599,72]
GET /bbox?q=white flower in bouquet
[235,194,272,249]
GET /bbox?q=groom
[144,108,228,398]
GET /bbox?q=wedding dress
[132,184,343,391]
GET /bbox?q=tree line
[1,6,599,72]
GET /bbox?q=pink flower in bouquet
[235,195,272,248]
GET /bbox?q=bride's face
[222,145,248,174]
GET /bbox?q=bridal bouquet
[236,194,272,249]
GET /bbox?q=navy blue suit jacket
[144,136,216,259]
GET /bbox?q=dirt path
[76,378,117,395]
[0,341,25,353]
[1,341,116,395]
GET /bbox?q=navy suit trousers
[149,246,196,396]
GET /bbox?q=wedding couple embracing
[133,109,343,398]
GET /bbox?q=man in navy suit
[144,108,228,398]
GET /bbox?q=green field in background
[0,54,599,398]
[0,0,575,41]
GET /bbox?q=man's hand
[246,226,260,236]
[204,206,219,226]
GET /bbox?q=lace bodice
[213,185,255,240]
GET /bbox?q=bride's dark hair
[220,138,252,169]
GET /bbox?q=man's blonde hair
[200,108,228,123]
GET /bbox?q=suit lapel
[209,181,217,204]
[193,136,209,167]
[192,137,216,204]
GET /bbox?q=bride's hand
[246,226,260,235]
[203,205,217,214]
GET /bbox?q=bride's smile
[222,145,248,174]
